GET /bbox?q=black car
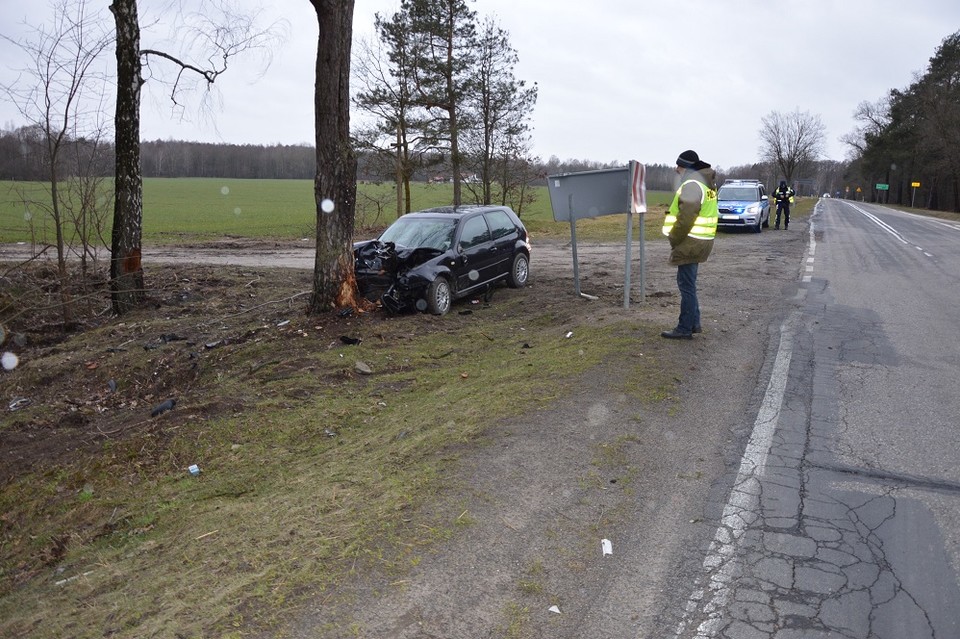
[354,205,531,315]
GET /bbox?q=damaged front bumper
[354,240,443,313]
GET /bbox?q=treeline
[0,127,684,191]
[842,31,960,211]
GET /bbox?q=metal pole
[570,217,581,297]
[638,212,645,302]
[624,212,632,309]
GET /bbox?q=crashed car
[354,205,531,315]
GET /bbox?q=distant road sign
[876,183,889,191]
[911,181,921,188]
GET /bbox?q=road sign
[911,181,921,188]
[876,183,889,191]
[547,161,647,308]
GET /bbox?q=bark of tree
[109,0,145,314]
[308,0,359,313]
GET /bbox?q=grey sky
[2,0,958,170]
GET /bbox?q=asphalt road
[673,199,960,638]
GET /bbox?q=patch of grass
[500,601,532,639]
[0,264,671,638]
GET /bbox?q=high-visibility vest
[663,179,718,240]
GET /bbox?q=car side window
[459,216,491,250]
[484,210,515,241]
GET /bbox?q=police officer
[661,150,718,340]
[773,180,795,229]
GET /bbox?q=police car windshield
[718,187,758,201]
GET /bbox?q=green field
[0,178,675,246]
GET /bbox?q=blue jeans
[676,262,700,333]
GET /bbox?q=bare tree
[353,14,423,217]
[758,108,826,184]
[840,98,890,159]
[461,15,537,208]
[1,0,113,327]
[109,0,282,314]
[307,0,360,314]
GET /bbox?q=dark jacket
[669,167,717,266]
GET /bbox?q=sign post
[911,181,921,207]
[546,161,647,308]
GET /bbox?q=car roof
[407,205,515,219]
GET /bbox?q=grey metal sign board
[547,166,632,222]
[545,161,647,308]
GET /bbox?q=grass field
[0,178,676,246]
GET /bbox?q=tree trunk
[308,0,358,314]
[109,0,145,314]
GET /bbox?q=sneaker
[661,329,693,340]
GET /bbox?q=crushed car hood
[354,240,445,276]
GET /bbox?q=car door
[455,214,497,293]
[483,209,519,278]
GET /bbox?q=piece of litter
[565,331,573,338]
[188,464,201,476]
[548,605,561,614]
[601,538,613,556]
[151,398,176,417]
[276,320,290,327]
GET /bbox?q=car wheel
[425,277,452,315]
[754,217,762,233]
[508,252,529,288]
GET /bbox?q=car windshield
[379,217,456,250]
[718,187,759,201]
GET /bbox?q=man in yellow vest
[661,150,719,339]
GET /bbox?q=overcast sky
[2,0,959,169]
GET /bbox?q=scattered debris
[601,539,612,556]
[188,464,201,476]
[8,397,30,411]
[565,331,573,338]
[276,320,290,327]
[339,335,362,345]
[151,398,177,417]
[204,340,222,350]
[107,379,117,393]
[323,428,338,438]
[55,570,95,587]
[355,361,373,375]
[548,605,561,614]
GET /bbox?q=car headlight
[746,204,761,214]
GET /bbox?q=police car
[716,179,770,233]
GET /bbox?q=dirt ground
[277,227,809,638]
[0,220,810,637]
